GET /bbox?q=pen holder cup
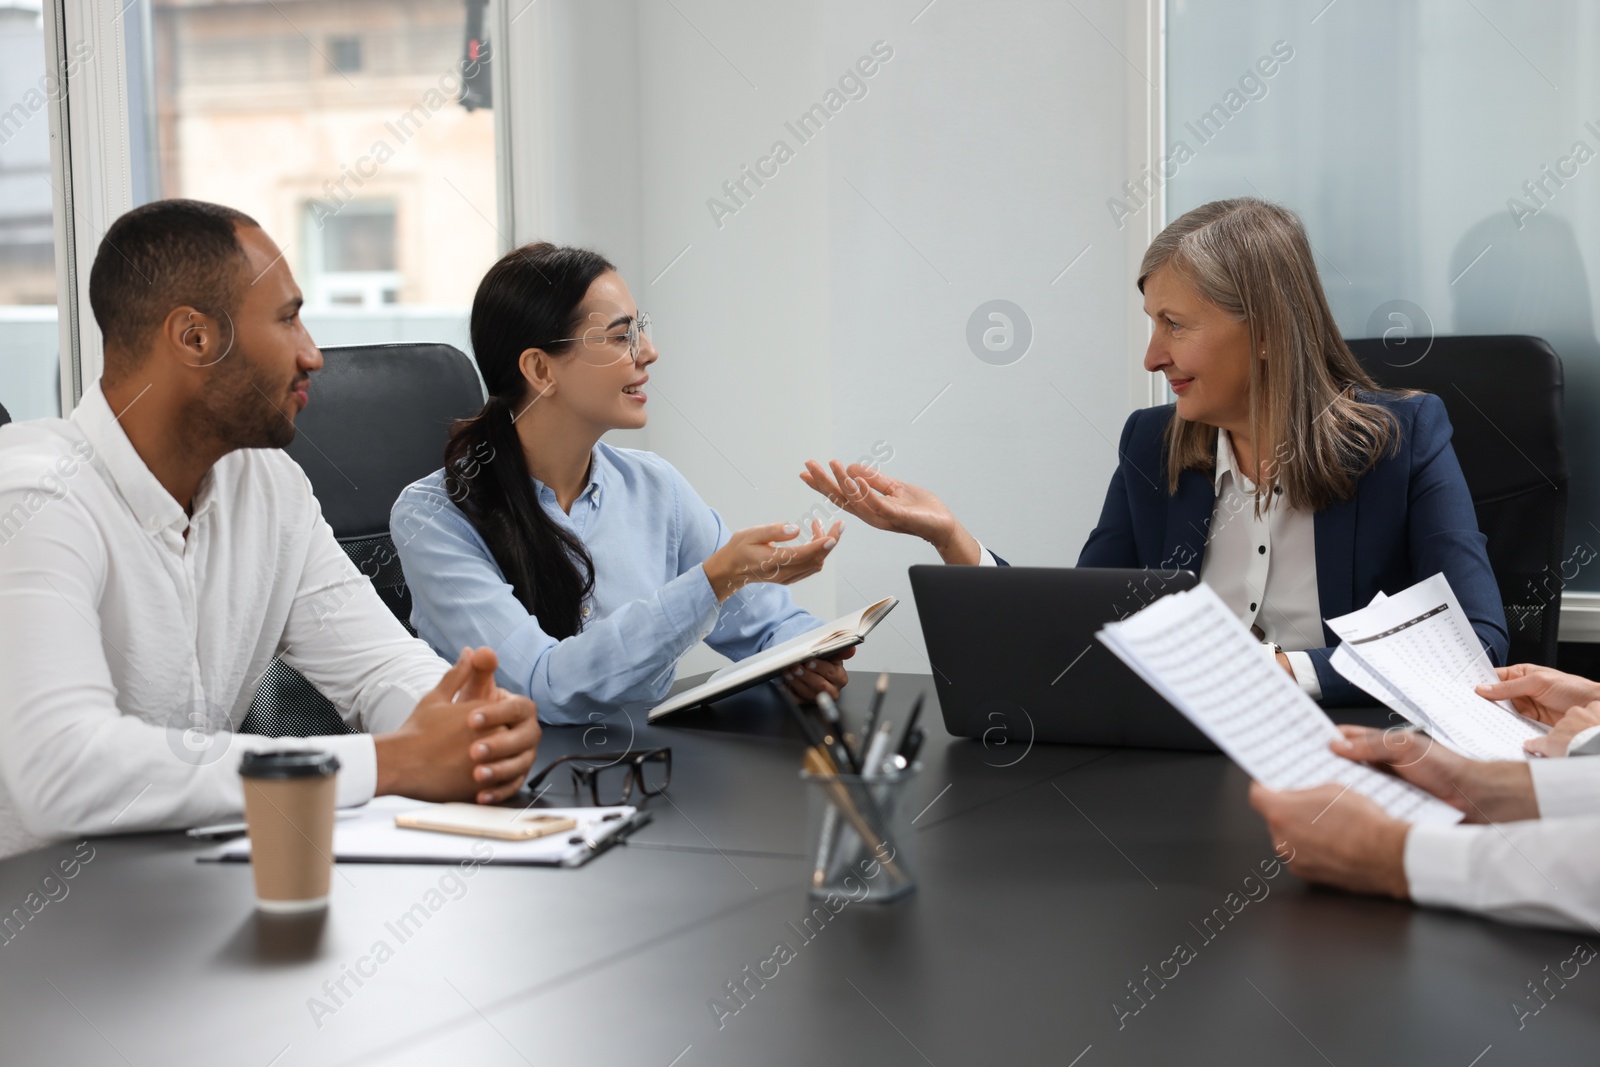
[801,762,920,904]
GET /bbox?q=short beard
[188,346,297,452]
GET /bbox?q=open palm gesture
[799,459,983,565]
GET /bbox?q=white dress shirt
[1200,429,1324,698]
[1406,758,1600,931]
[0,384,449,859]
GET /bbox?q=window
[305,198,399,308]
[329,34,362,75]
[0,1,62,420]
[127,0,499,351]
[1165,0,1600,591]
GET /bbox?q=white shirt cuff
[1284,650,1322,700]
[1567,725,1600,757]
[975,541,998,567]
[333,734,379,807]
[1530,756,1600,818]
[1403,821,1484,909]
[366,682,428,736]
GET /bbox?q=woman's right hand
[1476,664,1600,726]
[702,518,843,603]
[799,459,982,565]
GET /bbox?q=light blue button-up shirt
[390,443,823,724]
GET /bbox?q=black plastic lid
[239,750,341,780]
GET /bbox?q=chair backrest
[1346,334,1568,666]
[243,342,486,737]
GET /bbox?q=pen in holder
[801,753,919,904]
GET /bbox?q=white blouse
[1199,429,1324,698]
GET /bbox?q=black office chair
[0,400,11,426]
[242,342,486,737]
[1347,334,1567,666]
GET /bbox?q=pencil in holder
[801,761,920,904]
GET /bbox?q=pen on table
[186,810,359,839]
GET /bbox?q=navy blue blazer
[1002,392,1508,706]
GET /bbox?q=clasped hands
[375,646,541,805]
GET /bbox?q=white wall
[511,0,1154,674]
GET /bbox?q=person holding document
[0,200,541,860]
[392,243,850,726]
[801,197,1506,705]
[1251,711,1600,931]
[1481,663,1600,757]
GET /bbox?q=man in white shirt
[0,199,541,859]
[1250,665,1600,931]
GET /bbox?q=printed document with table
[1098,583,1464,825]
[1325,573,1547,761]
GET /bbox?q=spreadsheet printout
[1099,584,1463,825]
[1326,573,1544,761]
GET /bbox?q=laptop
[908,565,1217,752]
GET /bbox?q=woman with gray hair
[800,197,1507,706]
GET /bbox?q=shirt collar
[1213,426,1251,493]
[531,446,608,507]
[71,382,191,536]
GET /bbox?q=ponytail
[445,243,614,639]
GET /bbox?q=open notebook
[1326,573,1548,761]
[648,597,897,721]
[1098,583,1463,825]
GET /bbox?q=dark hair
[445,242,615,639]
[88,199,259,375]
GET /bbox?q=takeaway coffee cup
[239,750,341,913]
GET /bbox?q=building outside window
[132,0,499,348]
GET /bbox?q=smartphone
[395,803,579,841]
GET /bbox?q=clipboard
[198,797,652,868]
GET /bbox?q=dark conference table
[2,675,1597,1066]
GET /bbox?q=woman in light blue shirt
[391,243,848,725]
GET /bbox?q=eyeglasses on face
[542,312,653,367]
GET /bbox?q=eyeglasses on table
[523,747,672,806]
